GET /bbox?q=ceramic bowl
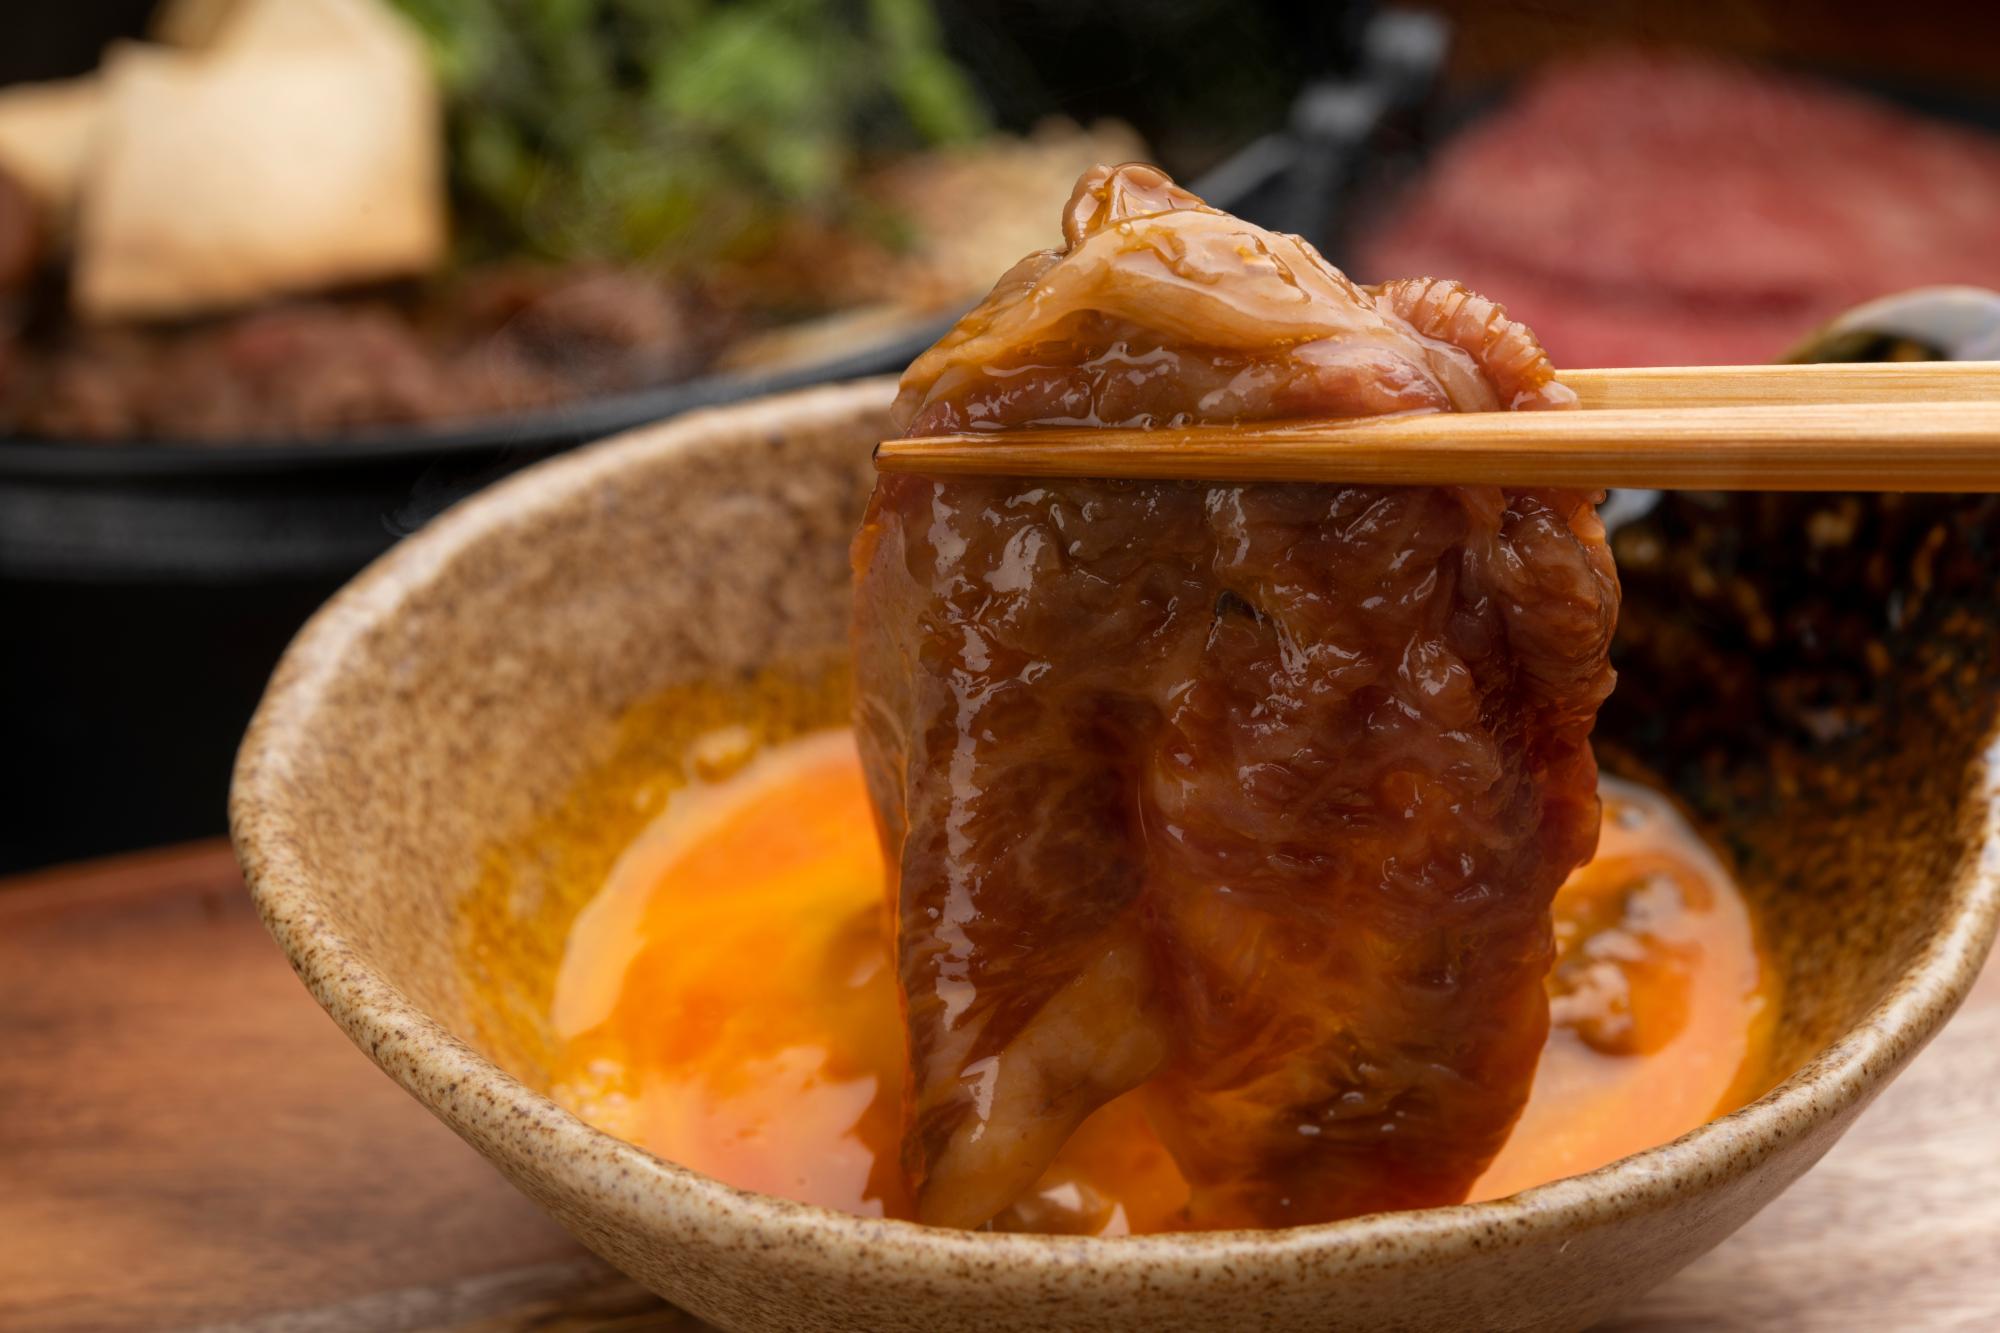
[232,379,2000,1332]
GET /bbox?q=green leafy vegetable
[387,0,987,266]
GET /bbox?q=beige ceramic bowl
[233,379,2000,1333]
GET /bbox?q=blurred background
[2,0,1997,873]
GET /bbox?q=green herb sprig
[387,0,987,267]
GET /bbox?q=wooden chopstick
[1560,361,2000,409]
[875,362,2000,491]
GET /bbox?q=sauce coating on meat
[852,164,1619,1229]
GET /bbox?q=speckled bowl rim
[233,377,2000,1287]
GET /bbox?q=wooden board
[0,844,660,1333]
[1,843,1993,1331]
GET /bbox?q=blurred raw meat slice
[1358,53,2000,366]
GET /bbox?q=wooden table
[3,844,1994,1331]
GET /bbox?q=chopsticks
[1559,361,2000,408]
[875,360,2000,491]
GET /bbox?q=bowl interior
[373,400,2000,1105]
[1600,491,2000,1077]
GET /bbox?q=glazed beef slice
[853,164,1618,1228]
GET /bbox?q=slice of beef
[854,164,1617,1228]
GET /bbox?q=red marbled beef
[1362,55,2000,367]
[853,164,1618,1229]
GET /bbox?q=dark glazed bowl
[232,379,2000,1332]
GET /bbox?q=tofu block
[0,79,107,221]
[74,0,445,320]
